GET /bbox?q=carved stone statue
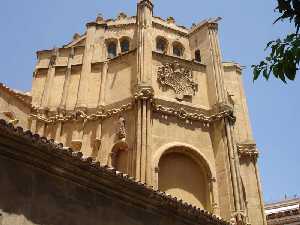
[117,116,126,140]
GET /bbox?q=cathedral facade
[0,1,266,224]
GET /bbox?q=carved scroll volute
[157,61,197,100]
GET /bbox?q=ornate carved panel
[157,61,197,100]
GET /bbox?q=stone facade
[265,198,300,225]
[0,0,267,224]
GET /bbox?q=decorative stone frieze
[237,142,259,161]
[157,61,197,100]
[30,102,133,124]
[152,101,234,124]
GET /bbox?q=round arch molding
[152,142,219,213]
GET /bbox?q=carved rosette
[237,142,259,161]
[134,85,154,101]
[157,61,197,100]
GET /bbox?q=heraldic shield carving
[157,61,197,100]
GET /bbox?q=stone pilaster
[40,48,58,110]
[59,48,74,110]
[76,23,96,109]
[134,85,153,183]
[136,0,153,84]
[97,61,108,108]
[134,0,154,184]
[207,22,246,223]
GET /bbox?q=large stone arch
[152,142,219,213]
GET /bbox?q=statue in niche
[157,61,197,100]
[117,116,126,141]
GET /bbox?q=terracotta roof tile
[0,82,32,106]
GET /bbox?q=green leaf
[253,66,261,81]
[263,68,270,80]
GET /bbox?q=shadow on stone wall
[0,155,161,225]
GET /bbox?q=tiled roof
[0,82,32,106]
[0,119,229,225]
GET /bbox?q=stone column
[134,0,154,184]
[76,23,96,109]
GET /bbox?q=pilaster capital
[134,85,154,101]
[237,141,259,161]
[213,102,235,124]
[207,22,218,31]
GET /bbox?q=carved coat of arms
[157,61,197,100]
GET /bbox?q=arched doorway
[155,144,214,210]
[111,141,128,174]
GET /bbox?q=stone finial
[117,12,127,20]
[73,33,81,40]
[96,13,104,23]
[167,16,175,24]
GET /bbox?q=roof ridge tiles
[0,82,32,106]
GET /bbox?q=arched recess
[155,36,169,53]
[120,36,131,53]
[152,142,218,212]
[110,141,129,174]
[172,41,184,57]
[105,38,118,59]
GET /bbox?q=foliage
[252,0,300,82]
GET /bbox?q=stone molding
[152,100,233,124]
[0,119,229,225]
[30,102,133,124]
[237,142,259,161]
[29,96,235,126]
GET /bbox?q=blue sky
[0,0,299,203]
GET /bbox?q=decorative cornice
[152,101,234,125]
[0,119,229,225]
[30,102,133,124]
[237,142,259,161]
